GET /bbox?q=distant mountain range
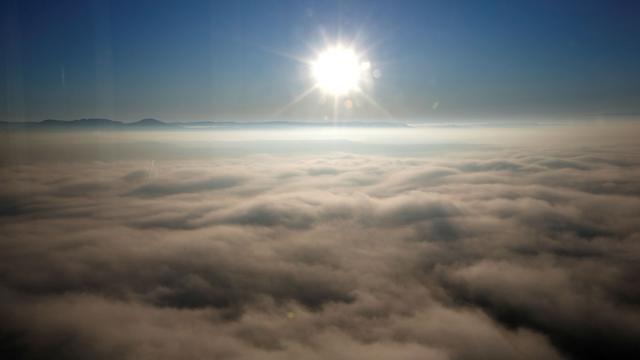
[0,118,408,130]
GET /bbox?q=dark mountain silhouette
[128,118,172,127]
[0,118,408,130]
[41,118,122,127]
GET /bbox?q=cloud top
[1,125,639,359]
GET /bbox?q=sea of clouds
[1,123,639,359]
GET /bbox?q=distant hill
[128,118,171,127]
[40,118,122,127]
[0,118,408,130]
[0,118,172,130]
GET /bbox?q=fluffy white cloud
[1,125,639,359]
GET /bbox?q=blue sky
[1,0,639,122]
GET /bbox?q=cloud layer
[1,126,639,359]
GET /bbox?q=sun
[274,38,390,119]
[311,45,363,96]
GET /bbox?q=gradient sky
[1,0,639,122]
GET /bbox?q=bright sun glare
[312,45,363,96]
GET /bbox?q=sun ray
[259,45,311,65]
[318,26,331,49]
[349,23,370,51]
[272,85,318,117]
[358,89,394,119]
[358,36,388,58]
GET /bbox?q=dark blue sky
[2,0,639,122]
